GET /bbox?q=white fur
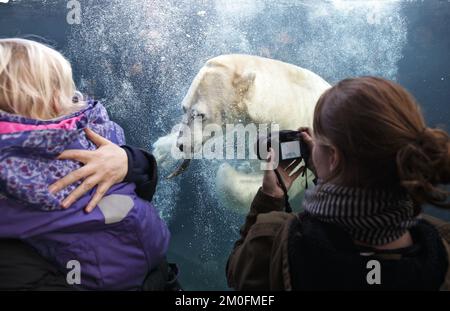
[153,54,330,212]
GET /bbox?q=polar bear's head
[168,56,256,178]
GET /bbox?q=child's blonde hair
[0,38,85,120]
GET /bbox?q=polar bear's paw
[215,162,264,213]
[152,132,178,169]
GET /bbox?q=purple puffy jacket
[0,101,170,290]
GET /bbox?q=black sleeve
[121,145,158,202]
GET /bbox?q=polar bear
[153,54,330,212]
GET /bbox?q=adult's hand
[298,127,316,175]
[261,148,305,199]
[49,128,128,213]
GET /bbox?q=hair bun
[397,127,450,208]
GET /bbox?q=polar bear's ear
[233,72,256,95]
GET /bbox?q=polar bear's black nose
[178,144,184,152]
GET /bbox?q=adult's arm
[227,148,303,290]
[226,188,293,291]
[121,145,158,202]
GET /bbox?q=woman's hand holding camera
[298,127,316,175]
[261,127,316,199]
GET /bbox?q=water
[1,0,449,290]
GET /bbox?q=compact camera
[256,130,310,165]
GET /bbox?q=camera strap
[274,169,292,213]
[274,164,311,214]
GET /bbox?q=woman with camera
[226,76,450,290]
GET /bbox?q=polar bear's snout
[167,108,209,179]
[177,141,184,152]
[176,107,209,153]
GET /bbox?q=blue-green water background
[1,0,449,290]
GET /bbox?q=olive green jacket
[226,188,450,291]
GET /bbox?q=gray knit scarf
[303,182,418,246]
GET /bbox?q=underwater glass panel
[1,0,449,290]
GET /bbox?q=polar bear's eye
[182,106,187,113]
[190,110,206,120]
